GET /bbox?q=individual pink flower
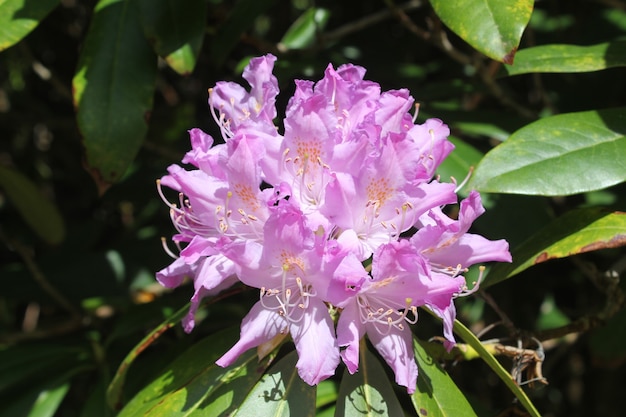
[330,240,464,394]
[217,203,340,385]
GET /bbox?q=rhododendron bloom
[157,54,511,393]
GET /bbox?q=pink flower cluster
[157,55,511,393]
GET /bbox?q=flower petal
[216,301,288,368]
[290,298,340,385]
[367,321,418,394]
[336,302,365,374]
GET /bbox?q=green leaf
[315,379,338,410]
[0,344,88,392]
[412,339,478,417]
[27,381,70,417]
[279,7,330,51]
[0,357,91,417]
[0,0,59,52]
[138,0,207,75]
[210,0,276,67]
[107,302,189,410]
[429,0,533,64]
[469,107,626,196]
[0,165,65,244]
[502,40,626,76]
[234,350,316,417]
[72,0,157,187]
[117,327,274,416]
[335,346,403,417]
[486,208,626,286]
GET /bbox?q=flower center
[356,294,418,334]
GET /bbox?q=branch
[1,229,82,319]
[534,258,624,341]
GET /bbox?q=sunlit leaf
[116,327,274,416]
[0,0,59,52]
[72,0,157,189]
[429,0,533,63]
[138,0,207,75]
[0,165,65,244]
[315,380,338,412]
[469,108,626,196]
[502,40,626,76]
[27,381,70,417]
[107,303,189,410]
[412,339,478,417]
[279,7,330,51]
[234,350,316,417]
[335,346,403,417]
[486,208,626,286]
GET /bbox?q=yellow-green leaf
[429,0,533,63]
[0,0,59,52]
[503,40,626,76]
[486,208,626,286]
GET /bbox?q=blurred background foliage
[1,0,626,416]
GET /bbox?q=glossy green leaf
[279,7,330,51]
[210,0,276,67]
[27,381,70,417]
[315,380,338,411]
[486,208,626,286]
[138,0,206,75]
[335,346,403,417]
[503,40,626,76]
[107,302,189,410]
[0,0,59,52]
[234,350,316,417]
[429,0,533,63]
[469,107,626,196]
[0,165,65,244]
[412,339,478,417]
[72,0,157,186]
[117,327,273,416]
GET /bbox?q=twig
[324,0,425,44]
[479,290,519,337]
[385,0,538,120]
[0,316,84,344]
[534,258,624,341]
[383,0,471,65]
[1,229,82,318]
